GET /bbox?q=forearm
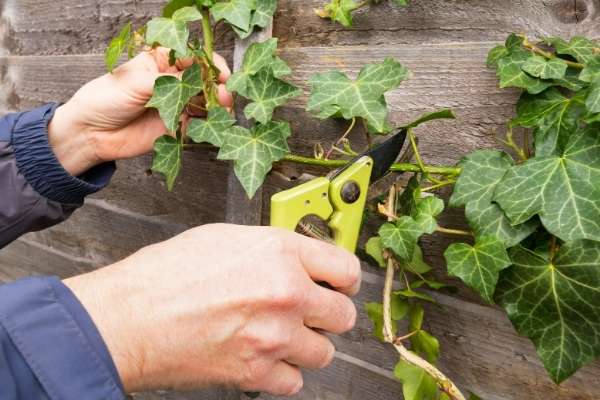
[0,104,115,249]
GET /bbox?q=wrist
[48,102,102,176]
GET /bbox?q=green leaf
[579,57,600,82]
[391,292,409,321]
[321,0,360,27]
[495,48,552,94]
[397,175,420,217]
[365,302,395,341]
[392,0,409,5]
[408,305,440,363]
[188,107,236,147]
[211,0,257,32]
[414,196,444,235]
[487,45,508,67]
[585,79,600,113]
[105,23,131,72]
[395,288,436,303]
[450,150,513,207]
[233,0,277,38]
[511,88,585,156]
[465,200,538,248]
[394,360,438,400]
[162,0,200,18]
[496,242,600,383]
[469,394,483,400]
[307,58,409,133]
[365,236,386,267]
[405,246,432,274]
[379,216,422,261]
[146,63,203,133]
[241,69,302,124]
[403,109,456,129]
[146,7,202,56]
[152,135,183,191]
[227,38,279,93]
[218,121,291,198]
[547,36,598,64]
[521,55,568,80]
[444,236,512,303]
[494,126,600,242]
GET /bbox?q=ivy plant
[105,1,600,399]
[316,0,409,27]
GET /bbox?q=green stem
[326,118,356,159]
[503,125,528,162]
[421,180,457,192]
[408,129,443,184]
[521,36,584,70]
[200,7,219,109]
[281,154,461,176]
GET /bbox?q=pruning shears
[270,128,408,252]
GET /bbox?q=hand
[64,224,361,396]
[48,49,234,176]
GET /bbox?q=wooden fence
[1,1,599,399]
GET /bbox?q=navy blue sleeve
[0,277,125,400]
[0,103,116,248]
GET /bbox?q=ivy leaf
[365,302,395,341]
[409,304,440,363]
[162,0,202,17]
[414,196,444,235]
[547,36,598,64]
[521,55,568,80]
[397,175,420,217]
[394,361,438,400]
[106,23,131,72]
[585,79,600,113]
[146,63,203,132]
[218,121,291,198]
[495,47,552,94]
[188,107,236,147]
[511,88,585,156]
[227,38,279,93]
[232,0,277,38]
[405,246,432,274]
[391,293,409,321]
[403,109,456,129]
[494,126,600,242]
[579,57,600,82]
[152,135,183,191]
[307,58,409,133]
[487,45,508,67]
[450,150,513,207]
[146,6,202,56]
[465,200,538,248]
[241,69,302,124]
[395,288,436,303]
[379,216,422,261]
[318,0,360,27]
[365,236,386,267]
[211,0,257,32]
[444,236,512,304]
[496,242,600,383]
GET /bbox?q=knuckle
[240,360,270,388]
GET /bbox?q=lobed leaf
[444,236,512,304]
[152,135,183,191]
[379,216,422,261]
[494,126,600,242]
[307,58,409,133]
[414,196,444,235]
[232,0,277,38]
[146,6,202,56]
[394,361,438,400]
[547,36,598,64]
[188,107,236,147]
[521,55,568,80]
[496,242,600,383]
[218,121,292,198]
[365,236,386,267]
[211,0,257,33]
[105,23,132,72]
[146,63,203,133]
[408,304,440,363]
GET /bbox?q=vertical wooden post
[225,22,274,226]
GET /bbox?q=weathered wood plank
[3,0,599,56]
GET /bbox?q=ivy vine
[105,1,600,399]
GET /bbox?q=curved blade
[329,128,408,183]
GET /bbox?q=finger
[153,47,194,74]
[286,327,335,369]
[304,284,357,334]
[217,84,234,108]
[293,234,362,296]
[251,362,303,396]
[213,52,231,83]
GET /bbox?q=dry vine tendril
[105,1,600,399]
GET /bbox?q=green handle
[270,157,373,253]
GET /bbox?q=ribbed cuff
[11,103,116,205]
[0,277,125,400]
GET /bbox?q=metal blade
[328,128,408,183]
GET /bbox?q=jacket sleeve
[0,103,116,249]
[0,277,125,400]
